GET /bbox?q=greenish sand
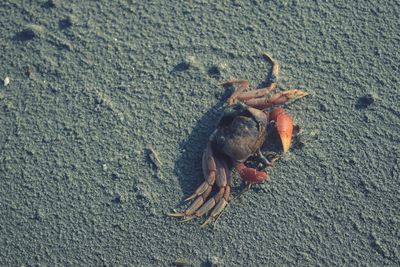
[0,1,399,266]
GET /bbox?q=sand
[0,0,399,266]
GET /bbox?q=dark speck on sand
[0,1,399,266]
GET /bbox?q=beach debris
[3,77,10,86]
[168,53,309,227]
[173,258,192,266]
[146,147,162,168]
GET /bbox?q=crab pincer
[269,107,294,153]
[235,162,269,184]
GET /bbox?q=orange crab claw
[269,107,293,153]
[235,162,269,184]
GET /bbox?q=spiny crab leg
[200,159,231,227]
[220,80,249,106]
[222,53,280,106]
[167,144,231,227]
[167,143,216,218]
[244,89,309,110]
[236,83,277,102]
[185,143,217,201]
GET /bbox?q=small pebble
[25,66,33,77]
[3,77,10,86]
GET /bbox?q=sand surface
[0,1,399,266]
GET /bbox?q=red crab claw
[269,107,293,153]
[235,162,269,184]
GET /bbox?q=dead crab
[168,53,308,226]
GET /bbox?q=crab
[168,53,308,226]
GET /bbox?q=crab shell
[210,103,269,163]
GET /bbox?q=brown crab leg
[174,156,231,225]
[185,143,217,201]
[244,89,309,110]
[167,143,217,218]
[220,80,249,105]
[199,159,231,227]
[167,185,213,218]
[182,157,228,221]
[221,53,280,105]
[235,83,277,102]
[262,52,280,81]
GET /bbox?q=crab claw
[235,162,269,184]
[269,107,293,153]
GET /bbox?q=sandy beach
[0,1,399,266]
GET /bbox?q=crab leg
[169,155,231,226]
[185,143,217,201]
[181,157,230,224]
[199,159,231,227]
[244,89,308,110]
[262,52,280,82]
[167,143,232,225]
[221,80,249,105]
[167,143,216,218]
[235,83,277,102]
[221,53,280,105]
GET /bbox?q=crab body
[211,103,268,163]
